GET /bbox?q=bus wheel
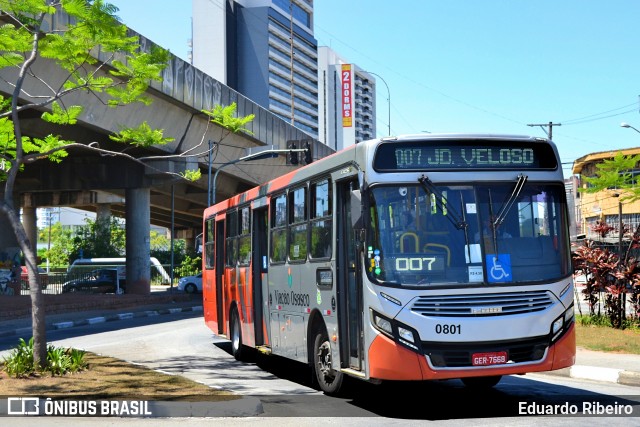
[313,331,343,395]
[230,308,244,361]
[461,375,502,388]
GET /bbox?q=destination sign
[373,141,557,171]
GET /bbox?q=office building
[192,0,319,139]
[317,46,377,150]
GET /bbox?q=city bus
[201,133,575,394]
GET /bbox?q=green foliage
[2,338,34,378]
[71,216,126,259]
[40,222,75,267]
[149,230,170,251]
[110,121,175,147]
[175,253,201,277]
[577,314,640,330]
[46,345,71,376]
[0,0,171,176]
[2,337,88,378]
[41,102,82,125]
[580,152,640,202]
[573,228,640,329]
[181,168,202,181]
[202,103,255,135]
[67,348,89,371]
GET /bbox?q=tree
[70,216,125,259]
[577,152,640,327]
[0,1,254,367]
[39,221,74,267]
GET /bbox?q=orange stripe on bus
[369,326,576,381]
[368,334,424,381]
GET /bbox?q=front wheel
[230,308,245,361]
[313,331,344,395]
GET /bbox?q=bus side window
[205,219,215,269]
[226,210,238,267]
[270,193,287,263]
[310,178,332,260]
[288,186,308,261]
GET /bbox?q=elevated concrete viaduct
[0,19,334,294]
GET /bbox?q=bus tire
[230,307,245,361]
[461,375,502,388]
[313,330,343,395]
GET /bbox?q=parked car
[62,268,123,294]
[177,273,202,294]
[21,266,49,290]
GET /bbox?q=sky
[107,0,640,177]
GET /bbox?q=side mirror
[350,189,362,229]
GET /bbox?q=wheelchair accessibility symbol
[486,254,512,283]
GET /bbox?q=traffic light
[287,140,298,165]
[302,139,313,164]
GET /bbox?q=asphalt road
[1,312,640,424]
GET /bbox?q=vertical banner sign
[341,64,353,127]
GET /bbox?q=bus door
[337,178,364,370]
[215,219,225,335]
[252,206,269,346]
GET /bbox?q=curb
[539,365,640,387]
[0,305,203,337]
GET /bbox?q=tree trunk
[2,204,47,367]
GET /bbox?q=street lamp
[621,122,640,134]
[209,145,307,205]
[365,71,391,136]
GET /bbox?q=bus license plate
[471,351,508,366]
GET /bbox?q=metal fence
[19,264,202,295]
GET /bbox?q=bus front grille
[424,337,549,368]
[411,290,554,317]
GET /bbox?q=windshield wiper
[418,175,467,230]
[493,174,528,228]
[485,174,528,256]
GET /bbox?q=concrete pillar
[96,203,111,246]
[22,206,38,256]
[184,235,196,254]
[96,203,111,222]
[125,188,150,295]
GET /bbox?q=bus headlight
[398,327,415,344]
[373,314,393,335]
[370,310,421,353]
[552,317,563,335]
[550,304,574,343]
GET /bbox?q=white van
[66,257,171,285]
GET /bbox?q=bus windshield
[366,181,571,287]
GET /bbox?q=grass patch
[0,352,238,402]
[576,316,640,354]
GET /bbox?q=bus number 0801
[435,324,461,334]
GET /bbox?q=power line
[560,101,639,125]
[527,122,562,139]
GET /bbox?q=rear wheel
[230,308,245,361]
[313,330,344,395]
[461,375,502,388]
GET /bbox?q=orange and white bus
[202,133,575,394]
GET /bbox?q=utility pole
[527,121,561,139]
